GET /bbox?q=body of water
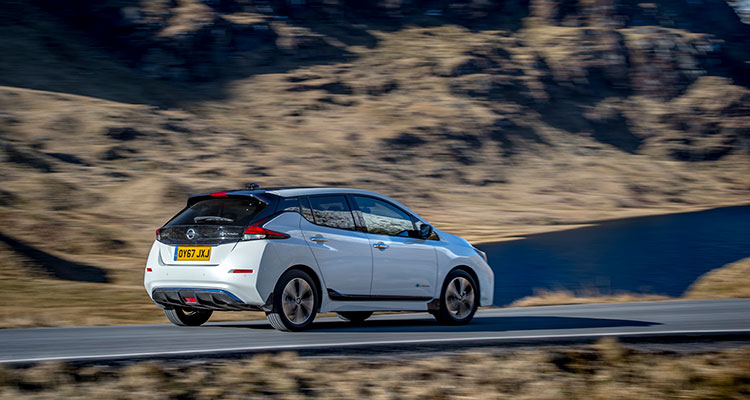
[476,206,750,306]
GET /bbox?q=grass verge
[684,258,750,299]
[510,289,671,307]
[0,339,748,399]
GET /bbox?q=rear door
[299,195,373,296]
[351,195,438,299]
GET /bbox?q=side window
[307,195,356,230]
[276,197,300,213]
[299,197,314,223]
[352,196,414,236]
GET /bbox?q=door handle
[373,242,389,249]
[310,236,328,243]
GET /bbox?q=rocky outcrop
[36,0,276,81]
[624,28,722,99]
[31,0,748,85]
[658,77,750,161]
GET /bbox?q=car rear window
[166,198,264,228]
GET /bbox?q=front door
[350,195,438,298]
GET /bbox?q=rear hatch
[157,195,267,266]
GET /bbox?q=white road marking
[1,328,748,364]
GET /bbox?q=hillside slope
[0,0,747,326]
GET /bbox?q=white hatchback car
[145,186,493,331]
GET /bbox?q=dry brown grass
[0,340,748,399]
[684,258,750,300]
[510,289,671,307]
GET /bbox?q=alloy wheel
[281,277,314,324]
[444,276,475,319]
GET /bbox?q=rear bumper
[144,241,270,308]
[151,288,265,311]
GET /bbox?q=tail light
[156,228,162,241]
[242,217,289,240]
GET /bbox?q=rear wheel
[336,311,373,324]
[267,269,318,331]
[432,269,478,325]
[163,308,213,326]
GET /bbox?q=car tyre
[432,269,478,325]
[336,311,373,324]
[267,269,318,331]
[164,308,213,326]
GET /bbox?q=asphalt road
[1,299,748,364]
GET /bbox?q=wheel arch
[282,264,324,311]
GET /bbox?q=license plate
[174,246,211,261]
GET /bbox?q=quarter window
[307,195,356,230]
[352,196,414,236]
[276,197,300,213]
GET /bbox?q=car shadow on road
[210,315,659,333]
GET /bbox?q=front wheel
[163,308,213,326]
[432,269,478,325]
[266,269,319,331]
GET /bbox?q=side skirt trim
[327,288,432,302]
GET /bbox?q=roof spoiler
[186,192,270,207]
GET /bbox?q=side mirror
[418,223,433,239]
